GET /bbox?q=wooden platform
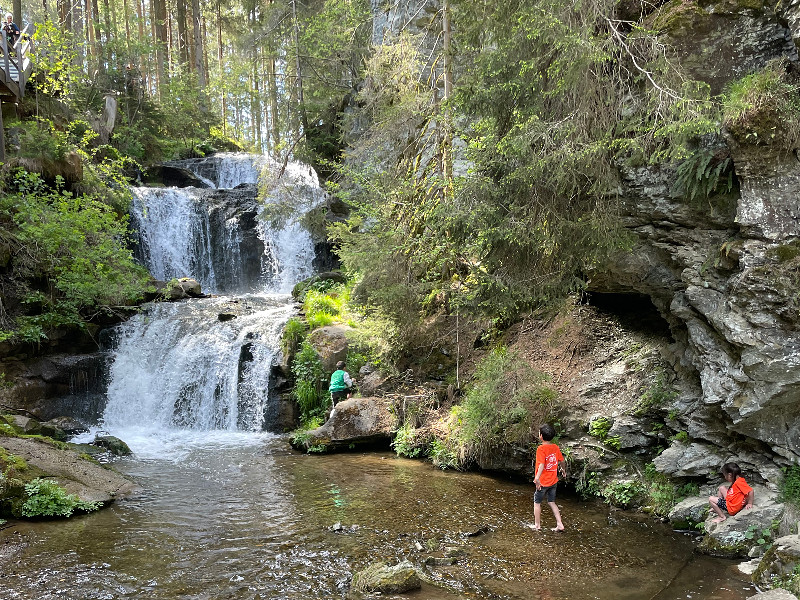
[0,25,33,160]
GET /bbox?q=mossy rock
[350,561,421,596]
[92,435,132,456]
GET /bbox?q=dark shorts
[717,496,728,513]
[534,483,558,504]
[331,390,348,403]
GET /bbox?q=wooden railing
[0,24,33,99]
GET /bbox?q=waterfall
[101,297,294,434]
[99,154,324,441]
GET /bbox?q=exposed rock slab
[0,437,138,504]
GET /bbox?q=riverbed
[0,433,755,599]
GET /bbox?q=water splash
[101,296,294,439]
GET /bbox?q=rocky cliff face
[590,0,800,479]
[370,0,800,484]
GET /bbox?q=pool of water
[0,434,756,599]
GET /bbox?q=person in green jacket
[329,361,353,407]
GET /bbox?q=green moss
[650,0,706,33]
[769,241,800,264]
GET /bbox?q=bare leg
[708,495,726,522]
[549,501,564,531]
[533,502,542,530]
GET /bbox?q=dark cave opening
[584,292,674,340]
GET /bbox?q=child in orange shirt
[708,462,754,523]
[533,423,565,531]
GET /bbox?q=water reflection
[0,438,755,600]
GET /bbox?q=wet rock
[218,312,237,322]
[747,588,799,600]
[142,164,212,188]
[424,556,457,566]
[465,524,491,537]
[43,416,89,437]
[350,560,421,596]
[92,435,132,456]
[753,534,800,591]
[290,397,395,452]
[160,278,204,300]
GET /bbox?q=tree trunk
[290,0,308,139]
[72,0,84,71]
[176,0,188,66]
[152,0,169,97]
[92,0,104,72]
[12,0,21,29]
[217,0,226,135]
[191,0,205,87]
[122,0,131,57]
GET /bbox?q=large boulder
[307,325,352,373]
[290,397,396,452]
[699,486,784,557]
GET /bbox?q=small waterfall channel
[100,153,323,446]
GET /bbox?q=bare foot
[551,527,565,532]
[526,523,541,530]
[711,516,726,524]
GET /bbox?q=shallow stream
[0,433,755,600]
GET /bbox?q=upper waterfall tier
[131,153,324,294]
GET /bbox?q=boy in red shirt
[533,423,565,531]
[708,462,754,523]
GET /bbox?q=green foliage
[642,463,699,517]
[291,341,330,425]
[588,417,612,440]
[673,148,734,202]
[635,369,678,415]
[451,347,559,467]
[429,438,458,470]
[302,286,346,330]
[282,317,307,354]
[31,20,81,97]
[22,478,101,518]
[779,464,800,508]
[723,59,800,148]
[575,469,602,499]
[12,118,71,161]
[673,431,690,444]
[601,480,645,507]
[0,170,152,341]
[392,423,424,459]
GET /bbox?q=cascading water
[97,153,324,449]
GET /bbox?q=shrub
[22,478,100,518]
[588,417,612,440]
[291,341,329,424]
[643,463,699,517]
[635,369,679,415]
[392,423,424,458]
[779,464,800,508]
[723,59,800,149]
[451,347,559,467]
[429,438,458,470]
[282,317,306,354]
